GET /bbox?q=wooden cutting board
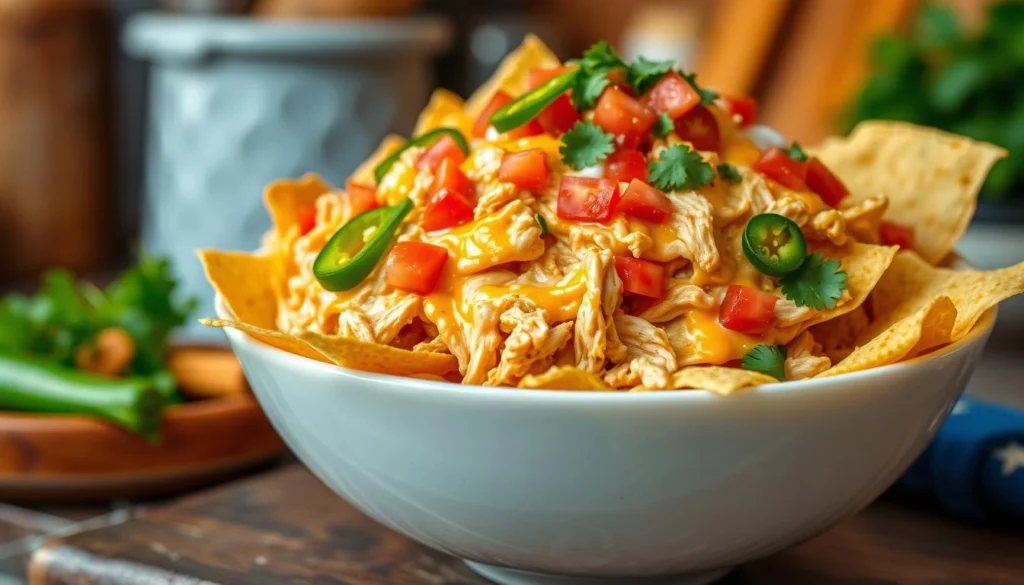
[0,346,286,502]
[27,465,1024,584]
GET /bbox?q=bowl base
[464,562,732,585]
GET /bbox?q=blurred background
[0,0,1020,395]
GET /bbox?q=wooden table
[25,464,1024,585]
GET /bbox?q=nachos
[200,36,1023,394]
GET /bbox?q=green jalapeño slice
[313,198,414,292]
[373,127,469,184]
[489,68,578,133]
[742,213,808,277]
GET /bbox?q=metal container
[124,14,451,340]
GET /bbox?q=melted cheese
[680,310,761,365]
[477,265,588,322]
[428,207,544,274]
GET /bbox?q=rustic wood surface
[26,464,1024,585]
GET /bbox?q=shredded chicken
[604,313,678,389]
[427,199,544,274]
[651,192,721,272]
[565,215,653,259]
[466,146,525,216]
[488,300,573,386]
[638,280,716,323]
[841,194,889,243]
[377,146,432,207]
[807,209,848,246]
[774,297,818,328]
[766,195,811,226]
[722,171,775,220]
[413,335,450,354]
[784,331,832,380]
[574,247,619,373]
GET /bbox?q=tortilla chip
[775,243,898,343]
[811,121,1006,264]
[816,296,957,378]
[464,34,561,121]
[201,318,330,363]
[518,366,610,390]
[292,330,459,376]
[198,250,279,330]
[865,251,1024,341]
[666,366,776,396]
[349,134,406,186]
[264,174,332,239]
[809,305,870,363]
[413,89,474,139]
[202,319,458,377]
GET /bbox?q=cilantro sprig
[742,345,787,381]
[652,112,674,138]
[785,142,810,163]
[717,163,742,182]
[568,41,624,110]
[780,253,848,310]
[682,71,718,106]
[560,121,615,170]
[627,57,674,95]
[647,144,715,192]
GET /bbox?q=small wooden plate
[0,347,286,502]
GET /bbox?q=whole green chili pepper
[489,68,578,133]
[373,127,469,184]
[313,198,414,292]
[0,352,165,439]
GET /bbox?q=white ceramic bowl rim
[215,294,997,403]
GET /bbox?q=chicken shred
[604,313,678,390]
[785,331,832,380]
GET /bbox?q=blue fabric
[894,396,1024,521]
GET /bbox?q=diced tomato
[421,188,475,232]
[722,95,757,127]
[345,180,381,217]
[719,285,778,336]
[606,149,648,184]
[417,134,465,171]
[498,148,550,190]
[879,221,915,250]
[535,93,579,135]
[804,157,849,207]
[385,241,449,295]
[297,205,316,235]
[617,179,672,223]
[641,71,700,119]
[614,257,665,298]
[557,176,620,224]
[752,147,807,191]
[615,132,646,151]
[593,86,658,137]
[431,158,473,198]
[474,91,511,138]
[673,105,721,152]
[528,66,574,89]
[473,90,544,139]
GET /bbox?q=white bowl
[219,297,995,585]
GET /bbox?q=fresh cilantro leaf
[785,142,809,163]
[647,144,715,191]
[560,121,615,170]
[0,258,195,378]
[681,71,718,106]
[573,40,626,71]
[627,56,674,95]
[652,112,674,138]
[717,163,742,182]
[780,253,848,310]
[568,41,627,111]
[571,71,610,111]
[535,213,549,234]
[742,344,787,381]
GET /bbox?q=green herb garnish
[742,344,787,381]
[717,163,743,182]
[627,57,674,96]
[652,112,674,138]
[779,253,848,310]
[560,121,615,170]
[648,144,715,192]
[535,213,549,234]
[681,71,718,106]
[785,142,809,163]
